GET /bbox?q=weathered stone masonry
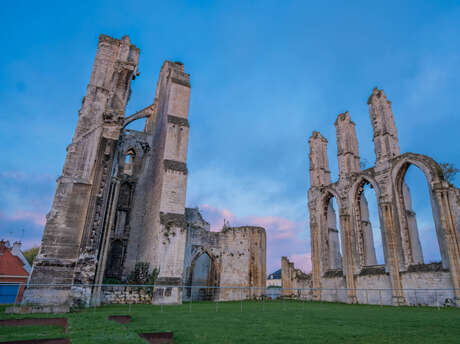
[182,208,266,302]
[308,88,460,306]
[281,257,312,299]
[21,34,266,309]
[23,35,140,307]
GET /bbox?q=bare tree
[439,162,459,184]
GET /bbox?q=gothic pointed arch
[320,188,344,273]
[186,249,220,300]
[351,175,385,267]
[392,153,447,268]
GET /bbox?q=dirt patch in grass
[139,332,173,344]
[108,315,131,324]
[0,318,68,332]
[0,338,70,344]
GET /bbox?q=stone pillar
[402,182,424,264]
[379,202,405,305]
[308,132,330,301]
[22,35,139,308]
[310,219,321,301]
[433,187,460,303]
[281,256,293,296]
[308,131,331,187]
[327,202,342,270]
[368,88,400,167]
[335,111,361,178]
[339,213,357,303]
[91,178,122,305]
[359,195,378,266]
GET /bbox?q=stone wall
[281,257,312,299]
[101,286,154,304]
[183,209,267,301]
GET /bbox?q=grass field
[1,300,460,343]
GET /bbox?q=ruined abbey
[307,88,460,306]
[16,33,460,310]
[21,34,266,308]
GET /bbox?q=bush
[127,262,160,285]
[23,246,40,265]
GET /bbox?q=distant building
[267,268,281,287]
[0,241,31,304]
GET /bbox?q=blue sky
[1,1,459,273]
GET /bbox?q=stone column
[379,202,405,305]
[359,195,378,265]
[308,132,331,301]
[281,256,293,296]
[433,187,460,303]
[339,213,357,303]
[90,178,122,305]
[310,220,321,301]
[402,182,423,264]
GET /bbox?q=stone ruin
[20,34,266,310]
[281,257,312,299]
[308,88,460,306]
[183,208,266,301]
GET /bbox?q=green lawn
[1,300,460,343]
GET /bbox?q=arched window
[123,150,135,175]
[400,164,441,264]
[325,194,343,271]
[357,182,385,265]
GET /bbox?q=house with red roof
[0,240,31,304]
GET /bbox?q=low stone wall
[101,286,155,304]
[319,268,456,306]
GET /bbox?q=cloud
[9,211,46,227]
[0,171,53,249]
[0,211,44,250]
[199,204,236,231]
[198,204,310,274]
[187,167,307,221]
[288,253,312,273]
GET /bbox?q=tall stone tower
[122,61,191,304]
[367,88,400,166]
[23,35,140,306]
[334,111,360,178]
[308,131,331,187]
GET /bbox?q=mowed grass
[1,300,460,343]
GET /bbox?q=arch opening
[357,181,385,265]
[123,149,136,175]
[187,252,218,301]
[399,164,442,264]
[325,194,343,271]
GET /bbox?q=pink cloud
[289,253,312,273]
[199,204,236,231]
[198,204,310,274]
[246,216,299,240]
[10,211,46,227]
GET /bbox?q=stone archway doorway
[186,251,219,301]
